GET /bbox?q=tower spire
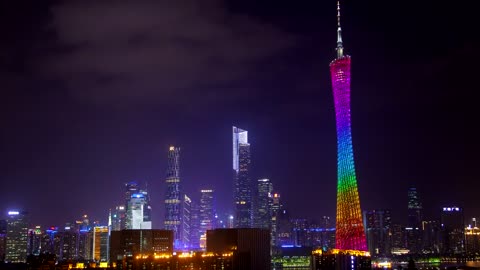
[336,0,344,58]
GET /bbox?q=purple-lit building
[233,126,252,228]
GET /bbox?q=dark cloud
[36,0,295,107]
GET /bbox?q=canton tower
[331,1,367,251]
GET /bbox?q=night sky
[1,0,478,228]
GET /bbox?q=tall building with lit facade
[59,224,78,261]
[110,205,126,231]
[363,210,391,257]
[164,146,182,247]
[199,189,215,249]
[330,1,367,251]
[190,201,201,249]
[271,192,282,247]
[465,223,480,255]
[93,226,109,262]
[313,3,371,269]
[254,179,273,229]
[5,211,29,263]
[233,126,252,228]
[182,194,192,249]
[441,206,465,254]
[126,192,152,229]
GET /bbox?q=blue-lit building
[233,126,252,228]
[164,146,182,247]
[5,211,29,263]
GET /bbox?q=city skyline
[1,0,478,230]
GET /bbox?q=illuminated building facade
[199,190,215,249]
[164,146,182,247]
[127,192,152,229]
[59,224,78,260]
[27,226,42,256]
[363,210,391,257]
[124,182,139,229]
[330,1,367,251]
[92,226,109,262]
[441,206,465,254]
[233,126,252,228]
[182,194,192,249]
[271,192,282,247]
[254,178,273,229]
[5,211,29,263]
[190,202,201,249]
[465,224,480,255]
[312,249,371,270]
[110,205,126,231]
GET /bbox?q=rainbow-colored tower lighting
[331,1,367,251]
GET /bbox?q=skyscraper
[407,187,422,227]
[363,210,391,257]
[182,194,192,249]
[164,146,182,247]
[330,1,367,251]
[233,126,252,228]
[110,205,126,232]
[5,211,29,263]
[441,206,465,254]
[199,189,214,249]
[254,179,273,229]
[126,193,152,229]
[92,226,109,262]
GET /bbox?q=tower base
[312,249,371,270]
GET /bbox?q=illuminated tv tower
[330,0,367,251]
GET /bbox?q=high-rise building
[5,211,29,263]
[465,223,480,255]
[199,189,215,249]
[41,226,61,258]
[407,188,422,227]
[27,226,42,256]
[92,226,109,262]
[190,201,201,249]
[441,206,465,254]
[182,194,192,249]
[110,205,126,232]
[164,146,182,247]
[124,182,139,229]
[233,126,252,228]
[422,220,441,254]
[254,179,273,229]
[0,219,7,261]
[271,192,282,247]
[330,1,367,251]
[206,228,271,270]
[126,193,152,229]
[59,223,78,261]
[363,210,391,257]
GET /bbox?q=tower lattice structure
[331,0,367,251]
